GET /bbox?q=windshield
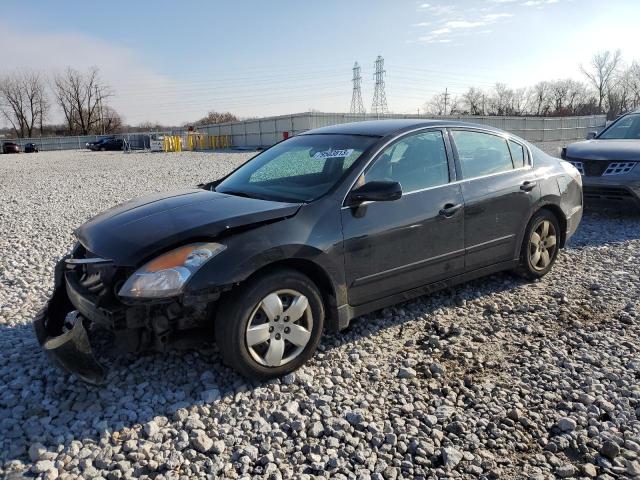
[599,113,640,139]
[215,134,377,202]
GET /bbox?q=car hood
[565,139,640,161]
[75,188,301,265]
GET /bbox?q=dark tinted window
[216,134,376,202]
[452,130,514,178]
[508,140,526,168]
[599,113,640,139]
[361,130,449,192]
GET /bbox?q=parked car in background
[87,137,124,151]
[35,120,583,384]
[562,111,640,208]
[24,142,39,153]
[2,141,20,154]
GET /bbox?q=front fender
[185,208,346,305]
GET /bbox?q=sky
[1,0,640,126]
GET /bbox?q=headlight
[118,242,226,299]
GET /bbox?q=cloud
[415,5,514,44]
[522,0,558,5]
[418,3,456,16]
[445,20,487,29]
[0,24,182,125]
[413,21,432,27]
[483,12,514,20]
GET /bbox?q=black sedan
[86,137,123,151]
[2,141,20,154]
[24,142,39,153]
[562,111,640,208]
[35,120,583,383]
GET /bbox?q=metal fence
[0,132,176,152]
[1,113,607,152]
[197,112,607,148]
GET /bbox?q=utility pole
[443,88,450,116]
[371,55,389,115]
[482,94,486,116]
[349,62,365,115]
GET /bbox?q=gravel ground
[1,146,639,480]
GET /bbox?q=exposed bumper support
[33,258,107,385]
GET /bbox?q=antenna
[350,62,365,115]
[371,55,389,115]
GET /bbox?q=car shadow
[567,208,640,248]
[0,269,525,466]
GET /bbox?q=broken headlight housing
[118,242,226,299]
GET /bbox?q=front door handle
[520,180,537,192]
[439,203,462,218]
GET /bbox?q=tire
[100,147,106,151]
[515,209,561,279]
[215,268,324,380]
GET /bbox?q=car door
[449,129,539,271]
[341,129,465,306]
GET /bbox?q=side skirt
[336,259,519,330]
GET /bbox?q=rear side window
[452,130,514,179]
[508,140,526,168]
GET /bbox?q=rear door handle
[520,180,537,192]
[439,203,462,218]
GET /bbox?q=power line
[349,62,365,115]
[371,55,389,115]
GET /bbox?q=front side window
[216,134,377,202]
[452,130,514,179]
[360,130,450,192]
[599,113,640,139]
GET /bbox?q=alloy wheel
[528,219,557,271]
[245,289,313,367]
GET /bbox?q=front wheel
[215,269,324,380]
[515,210,561,279]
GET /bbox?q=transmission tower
[349,62,365,115]
[371,55,389,115]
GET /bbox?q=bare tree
[528,81,551,116]
[97,106,123,134]
[0,70,48,138]
[580,50,622,114]
[192,110,238,127]
[424,92,458,116]
[53,67,113,134]
[462,87,485,115]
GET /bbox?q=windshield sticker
[313,149,354,159]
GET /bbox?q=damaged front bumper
[34,257,107,384]
[35,252,222,384]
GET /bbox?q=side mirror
[346,180,402,206]
[586,131,597,140]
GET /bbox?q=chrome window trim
[340,164,533,210]
[341,125,535,209]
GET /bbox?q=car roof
[300,119,507,137]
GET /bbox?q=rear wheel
[215,269,324,380]
[515,210,561,279]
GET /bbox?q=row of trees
[425,50,640,119]
[0,65,240,138]
[0,67,122,138]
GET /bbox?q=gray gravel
[1,146,639,479]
